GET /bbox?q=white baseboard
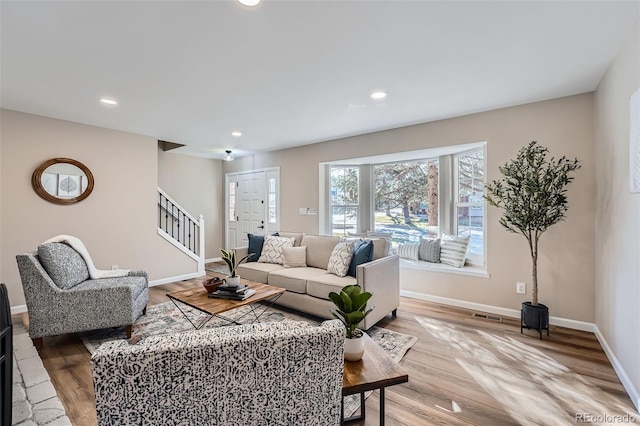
[399,290,595,332]
[11,304,27,315]
[149,271,205,287]
[206,257,221,263]
[594,325,640,413]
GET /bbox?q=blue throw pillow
[247,233,278,262]
[348,240,374,277]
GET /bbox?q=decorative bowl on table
[202,277,225,294]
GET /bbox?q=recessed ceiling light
[99,97,117,106]
[370,91,387,100]
[238,0,260,6]
[231,131,242,137]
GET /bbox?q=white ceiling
[1,1,638,160]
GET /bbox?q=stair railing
[157,188,205,274]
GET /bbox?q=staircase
[157,188,205,275]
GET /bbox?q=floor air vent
[472,312,503,322]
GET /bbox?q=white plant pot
[226,276,241,287]
[344,335,365,361]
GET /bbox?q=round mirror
[31,158,94,204]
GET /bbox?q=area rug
[81,301,417,418]
[205,263,229,274]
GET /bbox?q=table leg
[342,392,366,423]
[380,387,385,425]
[169,298,213,329]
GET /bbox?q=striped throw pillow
[397,242,420,261]
[418,237,441,263]
[440,234,470,268]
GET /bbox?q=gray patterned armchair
[16,242,148,349]
[91,320,345,426]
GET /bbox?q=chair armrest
[357,255,400,330]
[127,270,148,278]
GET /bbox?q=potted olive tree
[329,285,374,361]
[484,141,580,338]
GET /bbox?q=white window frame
[319,142,487,270]
[329,165,360,237]
[453,148,486,266]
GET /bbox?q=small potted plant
[329,285,374,361]
[220,248,251,287]
[484,141,580,338]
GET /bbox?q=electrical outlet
[111,265,119,270]
[516,282,526,294]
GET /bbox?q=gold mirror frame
[32,158,94,205]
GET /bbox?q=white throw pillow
[326,241,355,277]
[258,235,295,265]
[283,246,307,268]
[440,234,470,268]
[397,242,420,260]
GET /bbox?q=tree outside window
[373,160,439,246]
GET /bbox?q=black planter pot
[521,302,549,339]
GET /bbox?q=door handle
[257,225,265,229]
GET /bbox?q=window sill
[399,258,490,278]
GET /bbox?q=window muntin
[373,160,439,249]
[330,166,359,236]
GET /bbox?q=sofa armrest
[234,246,249,259]
[357,254,400,330]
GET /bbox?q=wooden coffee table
[166,275,285,329]
[342,333,409,425]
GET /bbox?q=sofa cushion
[38,242,89,289]
[327,241,355,277]
[419,237,441,263]
[278,232,304,247]
[237,262,284,283]
[307,273,358,301]
[347,240,374,278]
[440,233,470,268]
[300,235,341,269]
[283,246,307,268]
[258,235,294,265]
[268,267,328,294]
[343,237,386,261]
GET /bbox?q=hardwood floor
[18,272,637,425]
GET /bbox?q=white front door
[235,171,266,248]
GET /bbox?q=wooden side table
[342,333,409,425]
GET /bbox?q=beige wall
[225,93,596,322]
[594,19,640,409]
[0,109,196,308]
[157,148,224,260]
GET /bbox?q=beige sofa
[236,232,399,330]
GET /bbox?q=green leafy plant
[219,248,251,278]
[329,285,374,338]
[484,141,581,306]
